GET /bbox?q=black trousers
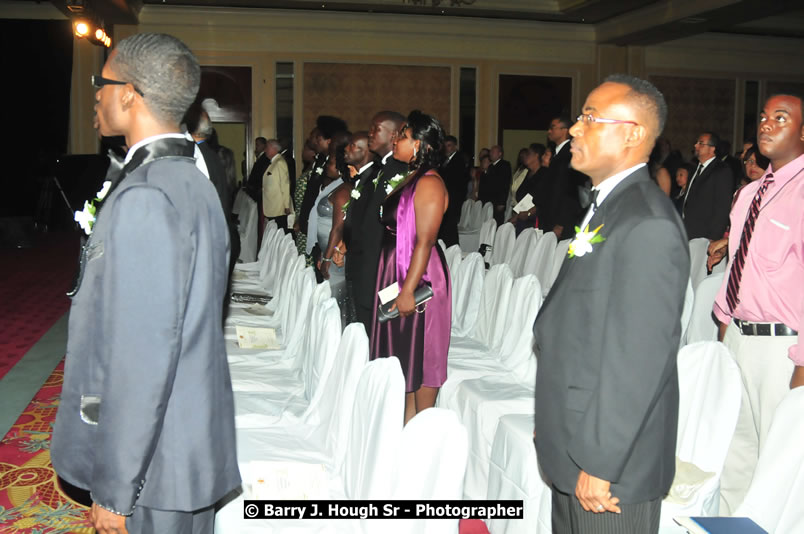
[551,488,661,534]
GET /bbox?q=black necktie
[578,186,599,210]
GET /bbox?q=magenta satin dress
[370,170,452,392]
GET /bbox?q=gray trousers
[125,505,214,534]
[551,488,661,534]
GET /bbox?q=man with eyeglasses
[533,75,688,534]
[51,33,240,534]
[682,131,734,240]
[540,115,588,239]
[714,91,804,515]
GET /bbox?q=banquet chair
[481,201,493,222]
[490,222,516,267]
[487,414,552,534]
[659,342,741,532]
[458,200,485,253]
[450,252,485,338]
[381,409,469,534]
[343,356,405,499]
[543,239,570,297]
[231,188,249,216]
[688,237,711,291]
[237,194,259,262]
[508,227,539,277]
[444,244,463,283]
[734,386,804,533]
[683,272,724,345]
[234,220,278,273]
[444,275,542,499]
[449,263,513,358]
[458,199,473,229]
[679,278,694,347]
[522,230,557,287]
[477,218,497,265]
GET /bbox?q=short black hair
[553,115,573,129]
[604,74,668,137]
[702,131,721,149]
[528,143,546,159]
[744,145,770,171]
[255,136,267,145]
[316,116,348,140]
[406,110,445,172]
[111,33,200,125]
[445,135,458,145]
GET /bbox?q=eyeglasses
[91,75,144,97]
[575,114,638,126]
[694,140,714,147]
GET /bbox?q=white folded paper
[236,326,280,349]
[378,281,400,305]
[513,193,534,214]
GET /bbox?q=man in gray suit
[533,75,689,534]
[51,33,240,534]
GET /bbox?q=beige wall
[60,5,803,166]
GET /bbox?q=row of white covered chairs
[216,224,469,534]
[458,200,493,253]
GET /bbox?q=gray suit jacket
[533,167,689,504]
[52,154,240,514]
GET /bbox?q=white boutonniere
[315,166,323,175]
[74,180,112,235]
[568,223,605,258]
[384,172,410,195]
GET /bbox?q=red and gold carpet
[0,233,78,380]
[0,361,92,533]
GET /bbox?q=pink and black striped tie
[725,173,774,312]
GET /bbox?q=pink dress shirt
[713,153,804,365]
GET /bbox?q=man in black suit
[533,75,689,534]
[540,115,589,240]
[296,116,348,238]
[682,131,734,240]
[244,136,268,202]
[438,135,470,246]
[477,145,512,225]
[345,110,406,332]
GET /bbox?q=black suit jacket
[298,154,327,234]
[438,151,470,246]
[244,153,269,203]
[344,160,381,279]
[198,141,231,220]
[682,158,734,240]
[533,167,689,504]
[540,143,589,239]
[478,159,512,208]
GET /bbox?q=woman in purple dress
[370,110,451,424]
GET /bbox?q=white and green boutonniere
[74,180,112,235]
[568,223,605,258]
[384,171,410,195]
[341,187,362,219]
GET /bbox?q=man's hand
[575,470,621,514]
[91,503,128,534]
[707,238,728,271]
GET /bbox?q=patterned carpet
[0,233,78,380]
[0,361,92,533]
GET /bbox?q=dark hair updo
[406,110,445,172]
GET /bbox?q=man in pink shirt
[713,92,804,514]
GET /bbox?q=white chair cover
[383,409,469,534]
[343,357,405,499]
[457,199,473,230]
[231,188,249,215]
[684,272,724,345]
[478,218,497,262]
[523,230,557,288]
[679,278,694,347]
[659,342,741,530]
[444,244,463,284]
[498,274,541,382]
[238,195,259,262]
[735,386,804,533]
[508,228,539,277]
[688,237,711,291]
[471,263,514,351]
[450,252,485,337]
[487,414,552,534]
[481,201,493,222]
[490,222,516,267]
[544,239,570,296]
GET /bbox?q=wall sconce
[73,19,112,48]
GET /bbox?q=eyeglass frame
[694,139,715,147]
[91,75,144,97]
[575,114,639,127]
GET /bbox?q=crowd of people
[50,30,803,534]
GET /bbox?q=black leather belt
[733,319,798,337]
